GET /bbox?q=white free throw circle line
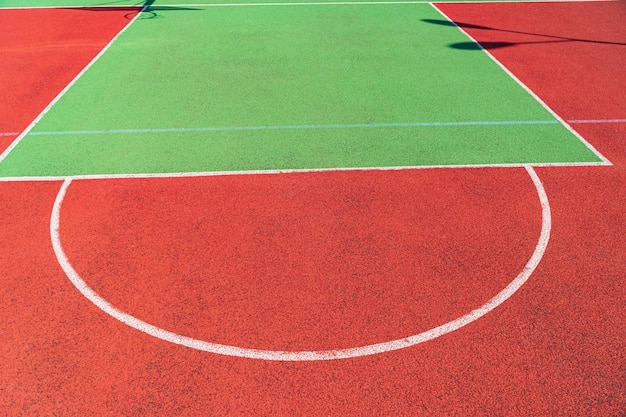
[50,166,551,361]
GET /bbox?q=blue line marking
[28,120,560,137]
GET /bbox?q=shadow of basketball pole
[72,0,201,19]
[422,18,626,50]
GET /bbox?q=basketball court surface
[1,0,624,415]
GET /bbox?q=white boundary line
[0,161,610,182]
[0,6,144,166]
[0,5,143,10]
[430,3,613,166]
[0,0,616,9]
[0,0,613,180]
[174,0,615,5]
[569,119,626,124]
[50,165,550,361]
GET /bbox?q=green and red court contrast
[0,2,605,177]
[1,0,624,415]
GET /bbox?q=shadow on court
[68,0,201,19]
[422,18,626,50]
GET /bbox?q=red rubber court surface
[436,0,626,121]
[56,169,541,352]
[1,2,625,416]
[0,7,139,153]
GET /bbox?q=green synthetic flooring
[0,0,528,8]
[0,4,601,177]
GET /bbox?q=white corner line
[51,165,550,361]
[0,8,143,166]
[429,3,613,167]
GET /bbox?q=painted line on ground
[0,7,143,166]
[0,161,611,182]
[0,5,144,10]
[0,0,615,10]
[50,165,550,361]
[430,3,613,166]
[26,120,560,137]
[178,0,616,5]
[569,119,626,124]
[2,119,623,139]
[153,0,616,6]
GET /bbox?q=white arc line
[51,166,550,361]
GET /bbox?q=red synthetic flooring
[0,7,138,153]
[1,2,625,415]
[436,0,626,121]
[58,169,540,352]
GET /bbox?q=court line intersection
[0,1,613,180]
[1,0,612,360]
